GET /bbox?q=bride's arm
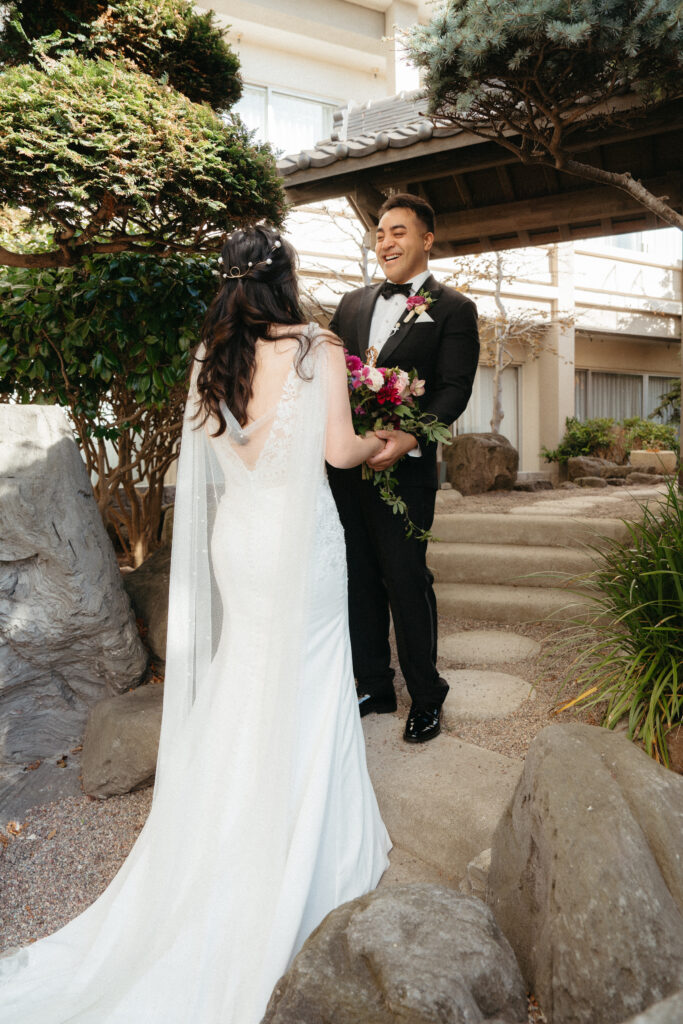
[324,339,384,469]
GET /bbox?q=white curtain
[590,372,642,420]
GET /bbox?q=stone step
[435,581,597,625]
[363,714,522,881]
[431,512,629,548]
[428,541,595,588]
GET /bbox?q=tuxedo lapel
[378,274,442,367]
[356,284,383,358]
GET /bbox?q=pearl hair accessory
[221,236,282,280]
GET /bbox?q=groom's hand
[366,429,418,470]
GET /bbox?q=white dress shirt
[369,269,431,355]
[369,270,431,458]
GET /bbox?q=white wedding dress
[0,331,391,1023]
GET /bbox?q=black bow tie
[379,281,412,299]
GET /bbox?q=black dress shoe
[403,704,441,743]
[357,692,397,718]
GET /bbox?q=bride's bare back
[217,325,383,472]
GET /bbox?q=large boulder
[0,407,147,812]
[566,456,625,480]
[620,991,683,1023]
[263,885,527,1024]
[82,684,163,798]
[445,433,518,495]
[487,724,683,1024]
[123,542,171,663]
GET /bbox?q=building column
[536,243,576,468]
[384,1,420,94]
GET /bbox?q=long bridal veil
[0,334,391,1023]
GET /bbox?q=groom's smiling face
[375,207,434,285]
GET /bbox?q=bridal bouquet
[345,351,452,541]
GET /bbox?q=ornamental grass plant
[555,482,683,766]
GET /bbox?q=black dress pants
[328,466,449,710]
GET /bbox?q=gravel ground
[0,484,657,1019]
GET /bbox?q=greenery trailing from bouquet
[345,351,452,541]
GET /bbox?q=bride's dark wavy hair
[195,224,309,434]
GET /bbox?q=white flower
[365,367,384,392]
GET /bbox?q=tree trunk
[490,253,506,434]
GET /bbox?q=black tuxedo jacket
[329,274,480,489]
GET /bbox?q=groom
[327,193,479,743]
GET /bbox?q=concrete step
[431,512,629,548]
[363,714,522,881]
[428,541,595,588]
[435,581,597,625]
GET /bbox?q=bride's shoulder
[305,323,343,357]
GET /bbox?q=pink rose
[406,295,423,310]
[345,352,363,372]
[394,369,411,397]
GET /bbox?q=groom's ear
[423,232,434,254]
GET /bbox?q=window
[610,228,682,263]
[648,376,679,424]
[234,84,336,155]
[574,370,680,424]
[455,365,519,449]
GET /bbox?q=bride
[0,226,392,1022]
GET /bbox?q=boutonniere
[404,289,436,323]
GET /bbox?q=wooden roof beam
[435,174,681,241]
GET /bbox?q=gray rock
[487,724,683,1024]
[605,464,633,478]
[263,885,527,1024]
[555,481,579,490]
[445,433,519,496]
[123,543,171,663]
[627,472,666,484]
[82,684,163,798]
[575,475,608,487]
[0,406,147,806]
[664,723,683,775]
[620,990,683,1023]
[459,849,492,901]
[513,479,553,492]
[606,477,627,486]
[567,456,624,480]
[160,504,174,545]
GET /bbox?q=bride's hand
[364,432,387,459]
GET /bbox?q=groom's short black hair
[378,193,435,235]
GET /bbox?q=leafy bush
[543,415,680,465]
[0,251,217,564]
[0,56,284,267]
[541,417,618,464]
[0,0,242,109]
[555,483,683,765]
[623,417,679,455]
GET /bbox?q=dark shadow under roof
[277,90,683,256]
